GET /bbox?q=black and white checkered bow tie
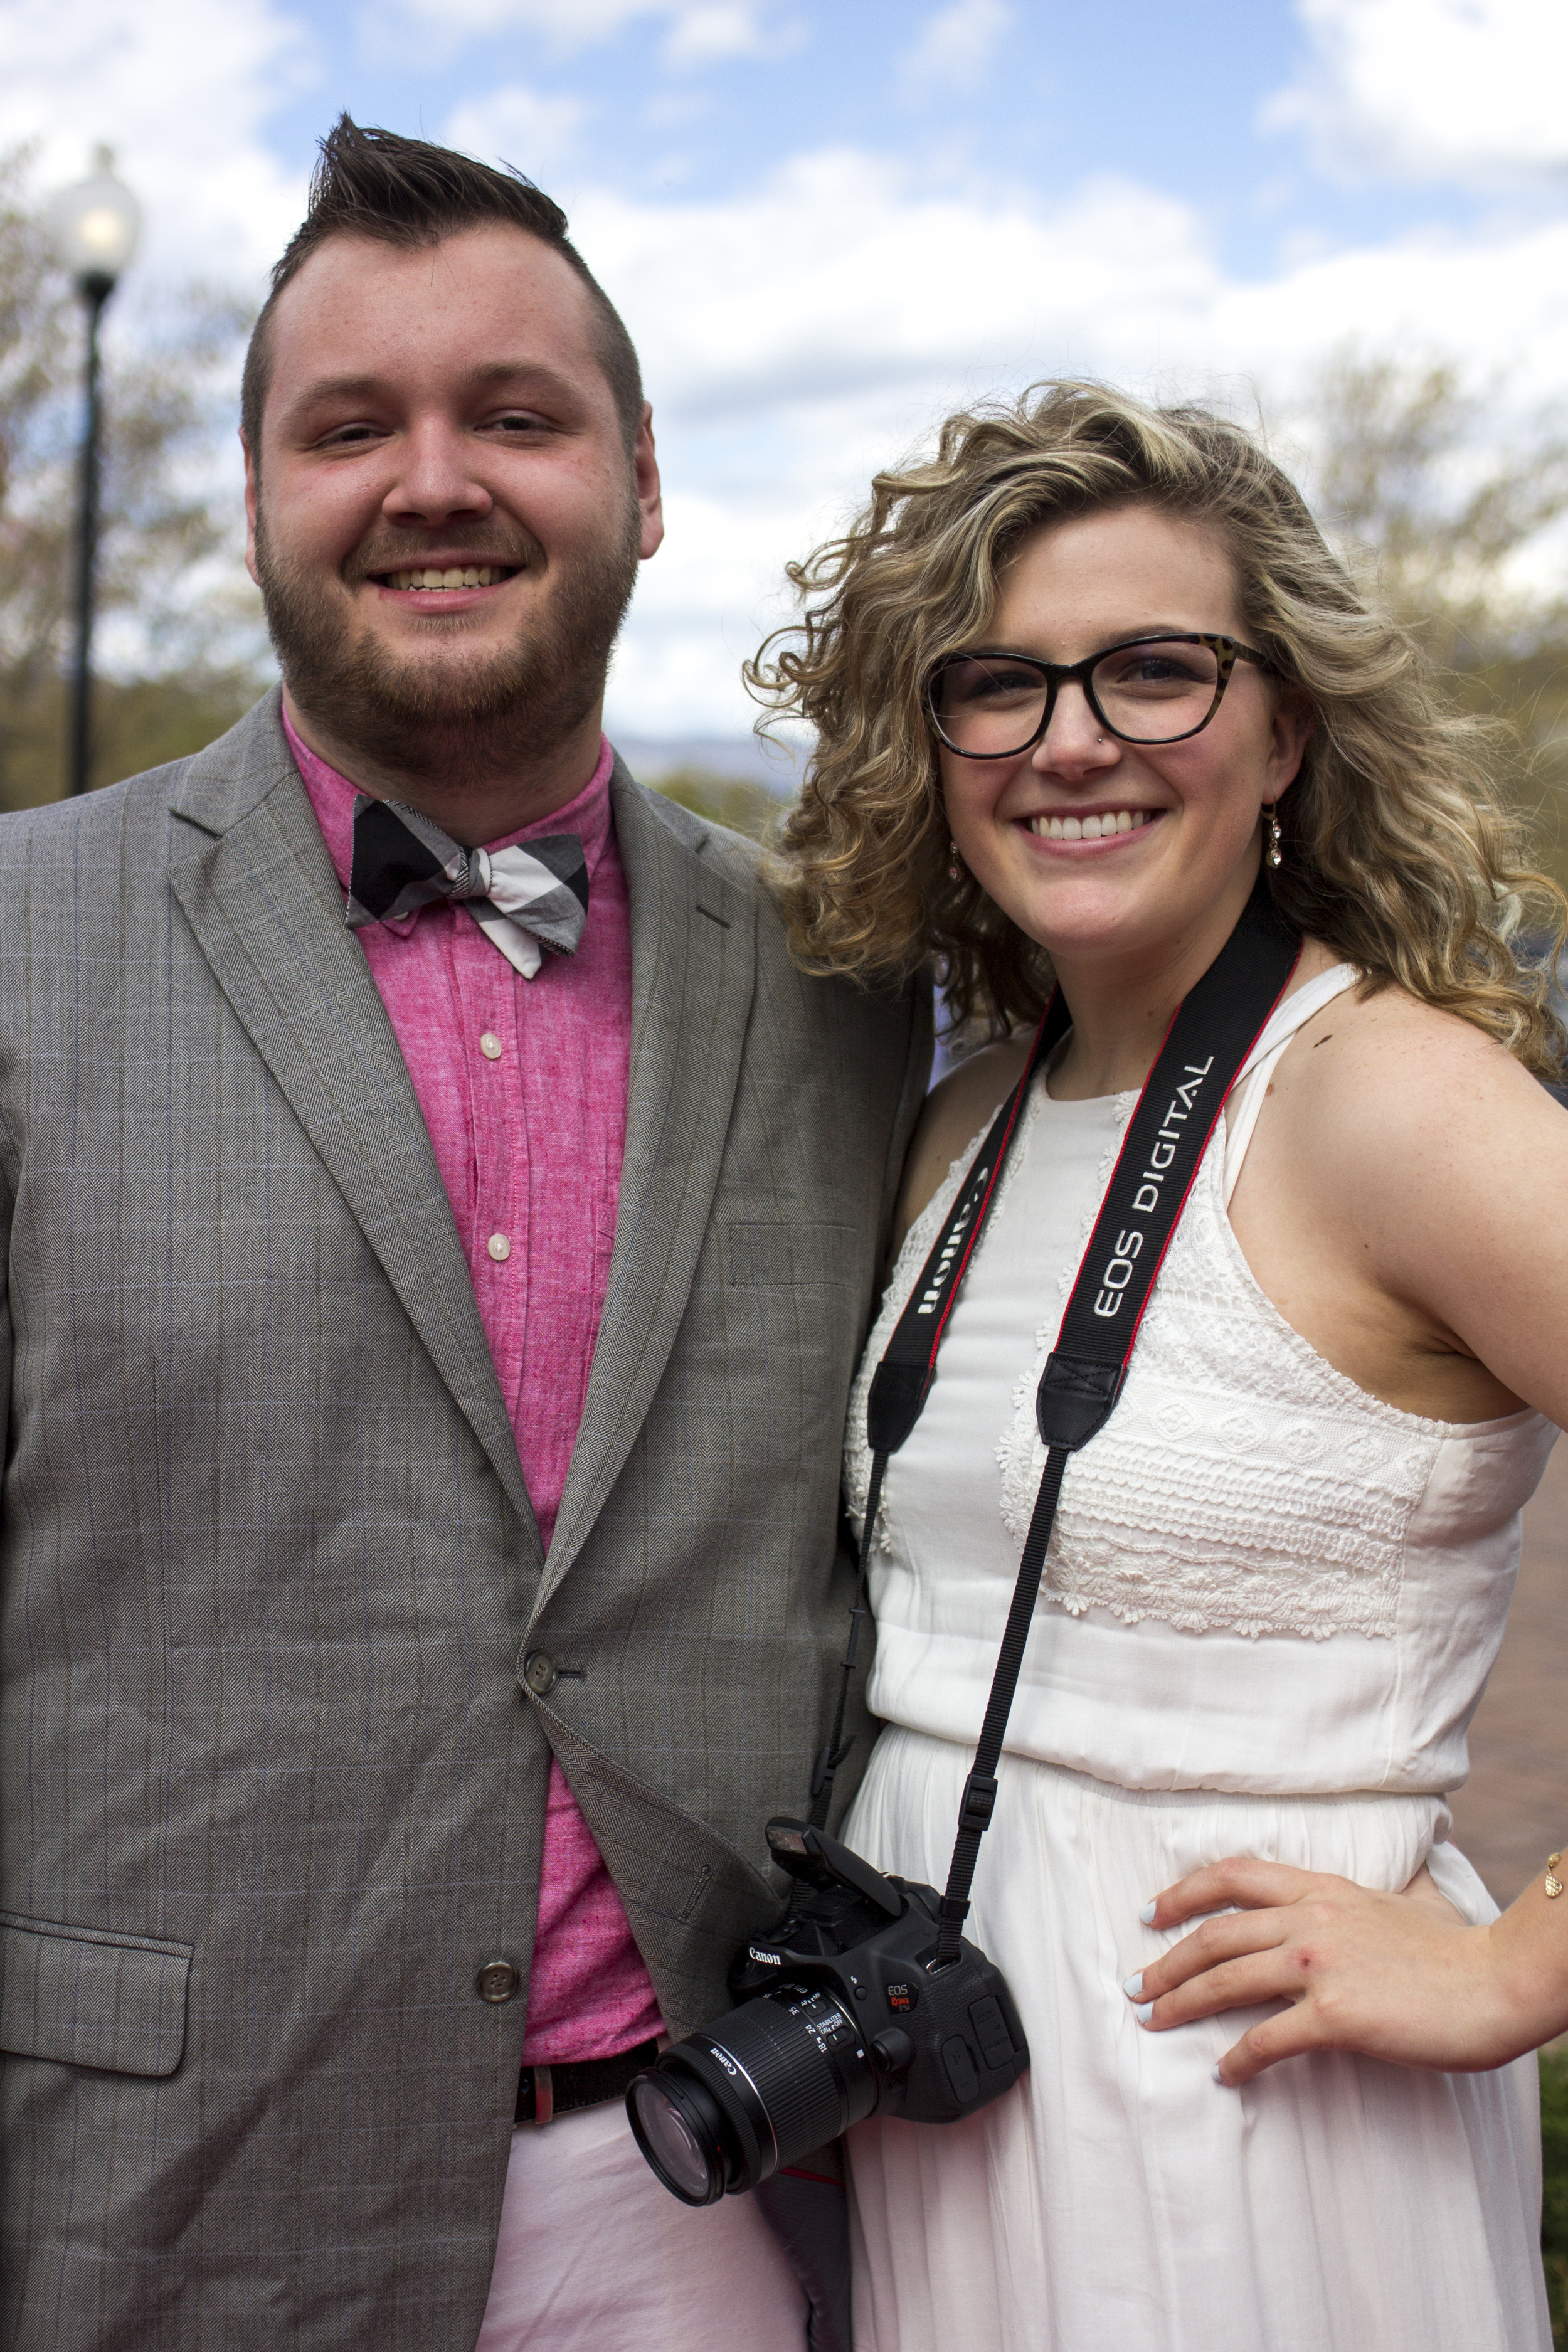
[346,795,590,980]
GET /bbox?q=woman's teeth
[385,566,511,590]
[1029,810,1152,841]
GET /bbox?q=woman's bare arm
[1231,985,1568,1428]
[1138,992,1568,2077]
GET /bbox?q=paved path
[1447,1435,1567,1905]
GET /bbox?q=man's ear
[634,402,664,561]
[242,428,261,588]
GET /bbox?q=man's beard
[253,504,642,794]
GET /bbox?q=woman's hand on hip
[1124,1853,1568,2083]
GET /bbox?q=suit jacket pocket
[722,1221,860,1290]
[0,1912,192,2077]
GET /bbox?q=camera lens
[627,2071,729,2206]
[628,1984,879,2203]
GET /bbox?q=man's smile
[378,562,519,591]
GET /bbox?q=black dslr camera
[625,1816,1029,2205]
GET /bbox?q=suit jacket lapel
[534,765,756,1613]
[166,693,541,1556]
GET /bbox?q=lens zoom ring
[706,1996,857,2166]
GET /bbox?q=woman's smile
[1022,805,1163,847]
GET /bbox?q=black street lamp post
[48,149,140,798]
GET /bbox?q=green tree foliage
[650,764,787,843]
[0,146,262,808]
[1303,349,1568,893]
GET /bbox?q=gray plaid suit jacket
[0,691,929,2351]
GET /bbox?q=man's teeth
[1030,810,1152,841]
[385,566,511,590]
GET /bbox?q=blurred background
[3,0,1566,2319]
[3,0,1568,855]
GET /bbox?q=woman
[756,383,1568,2350]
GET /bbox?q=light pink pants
[475,2099,810,2351]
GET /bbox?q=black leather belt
[516,2037,660,2127]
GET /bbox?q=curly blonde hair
[753,380,1567,1078]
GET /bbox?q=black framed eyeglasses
[926,632,1274,758]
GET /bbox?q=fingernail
[1210,2064,1224,2085]
[1133,2001,1154,2025]
[1123,1972,1143,1998]
[1138,1900,1157,1925]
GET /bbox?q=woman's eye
[1101,649,1207,689]
[957,665,1039,701]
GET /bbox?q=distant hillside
[610,733,805,796]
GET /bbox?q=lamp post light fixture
[48,147,140,797]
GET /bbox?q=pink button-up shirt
[288,711,664,2064]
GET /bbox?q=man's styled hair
[758,378,1568,1079]
[241,115,644,455]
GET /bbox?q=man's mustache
[342,526,546,585]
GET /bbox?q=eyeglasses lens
[930,657,1047,756]
[1092,640,1221,743]
[931,641,1223,754]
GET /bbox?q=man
[0,120,926,2351]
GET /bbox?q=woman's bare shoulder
[1265,976,1568,1279]
[1280,978,1556,1134]
[891,1035,1034,1254]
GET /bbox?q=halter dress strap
[1222,963,1358,1208]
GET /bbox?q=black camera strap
[812,873,1302,1965]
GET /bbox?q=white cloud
[575,150,1568,733]
[0,0,310,295]
[13,0,1568,743]
[662,3,794,65]
[443,85,590,180]
[0,0,312,681]
[577,155,1221,425]
[386,0,791,65]
[1265,0,1568,184]
[896,0,1014,103]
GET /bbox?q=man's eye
[490,413,548,435]
[320,423,381,448]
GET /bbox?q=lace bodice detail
[992,1129,1442,1638]
[843,978,1554,1791]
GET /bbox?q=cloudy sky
[7,0,1568,751]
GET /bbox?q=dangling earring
[1264,808,1283,870]
[947,837,963,883]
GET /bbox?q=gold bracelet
[1548,1853,1564,1899]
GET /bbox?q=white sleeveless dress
[840,968,1557,2352]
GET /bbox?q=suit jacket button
[523,1650,557,1697]
[476,1959,521,2004]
